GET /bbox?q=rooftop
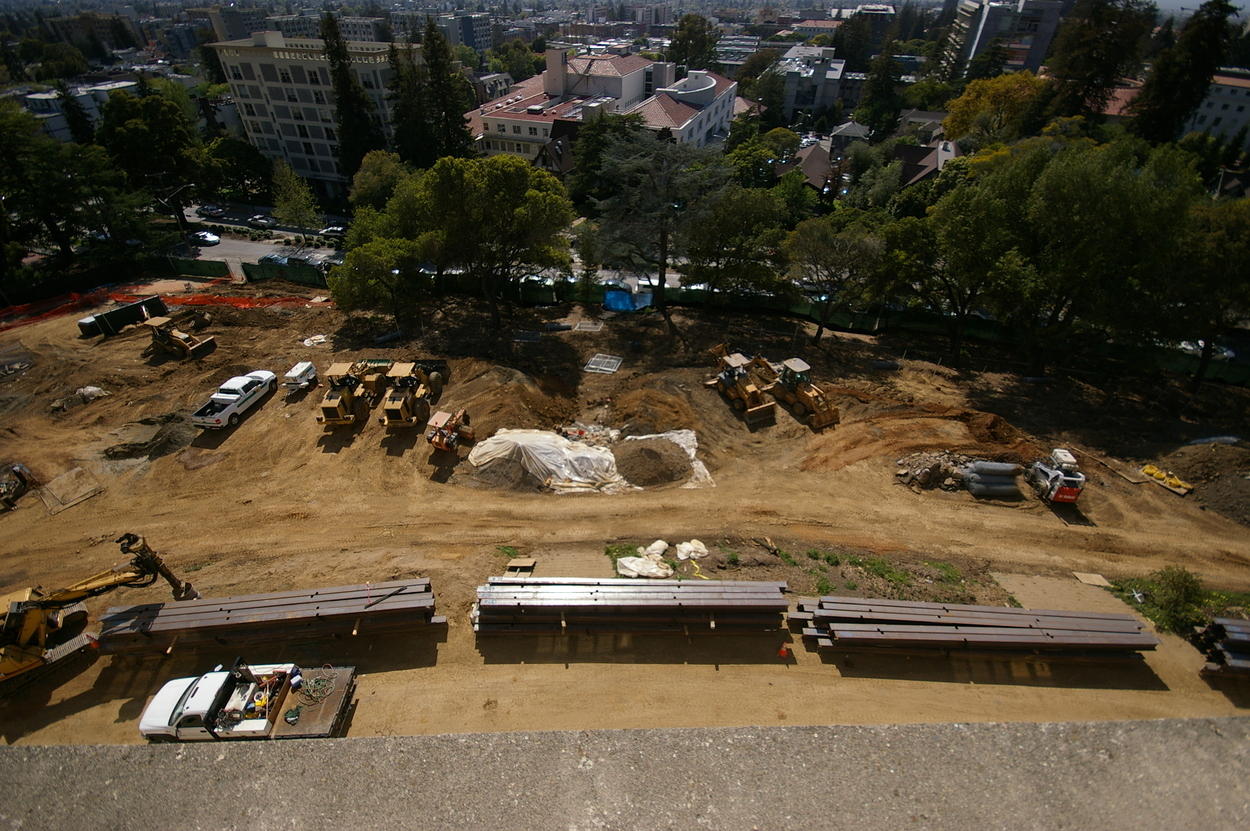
[626,93,700,130]
[566,53,652,77]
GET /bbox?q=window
[286,90,298,103]
[362,76,375,89]
[279,69,292,84]
[512,125,521,134]
[1222,103,1230,110]
[243,103,255,116]
[1213,117,1223,126]
[1238,105,1245,112]
[497,124,506,132]
[304,142,315,155]
[230,66,243,81]
[529,126,538,136]
[292,109,304,122]
[308,72,320,85]
[298,125,309,138]
[542,128,549,137]
[1198,115,1207,124]
[313,90,325,105]
[178,715,203,729]
[325,127,336,141]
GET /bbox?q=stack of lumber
[1194,618,1250,677]
[98,579,444,654]
[791,595,1158,653]
[472,576,788,634]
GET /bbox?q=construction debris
[894,451,975,490]
[471,576,790,633]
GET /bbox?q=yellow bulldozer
[378,360,447,429]
[1,533,197,690]
[141,315,216,360]
[705,351,776,427]
[748,357,840,430]
[317,359,394,427]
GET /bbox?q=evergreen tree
[1129,0,1238,144]
[322,13,385,180]
[855,48,904,140]
[1046,0,1155,118]
[55,80,94,144]
[668,14,720,71]
[387,42,436,167]
[272,160,322,243]
[422,17,474,159]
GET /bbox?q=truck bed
[270,667,356,739]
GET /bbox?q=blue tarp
[604,289,654,312]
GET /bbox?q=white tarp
[675,539,708,560]
[615,552,674,578]
[467,429,630,493]
[623,429,715,489]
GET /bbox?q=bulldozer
[378,361,447,429]
[317,359,393,427]
[426,409,475,452]
[705,351,776,427]
[141,315,216,360]
[749,357,840,430]
[1,533,197,689]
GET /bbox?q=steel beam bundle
[98,579,444,654]
[472,577,789,634]
[791,595,1158,653]
[1195,617,1250,677]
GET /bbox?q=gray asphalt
[3,718,1247,830]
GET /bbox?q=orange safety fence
[1,285,329,334]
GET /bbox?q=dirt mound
[801,416,980,472]
[612,388,699,436]
[612,437,692,487]
[1157,442,1250,527]
[103,413,196,460]
[449,360,575,439]
[458,457,544,492]
[957,411,1043,463]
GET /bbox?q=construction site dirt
[2,288,1248,746]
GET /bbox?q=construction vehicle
[1,463,35,511]
[141,315,216,360]
[705,351,776,427]
[1,533,198,687]
[426,409,475,452]
[316,359,393,427]
[1026,448,1087,504]
[139,659,357,743]
[378,360,447,429]
[748,357,840,429]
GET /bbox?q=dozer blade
[744,402,776,426]
[187,336,216,358]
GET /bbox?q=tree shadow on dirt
[476,631,795,666]
[812,646,1168,690]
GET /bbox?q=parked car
[248,214,277,228]
[190,370,276,429]
[1179,340,1236,361]
[258,254,288,266]
[321,251,346,270]
[196,204,226,218]
[318,226,346,238]
[189,231,220,246]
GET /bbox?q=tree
[329,237,428,330]
[491,38,541,81]
[96,90,200,190]
[904,78,959,111]
[668,14,720,71]
[594,131,729,329]
[198,136,272,203]
[855,49,903,140]
[351,150,410,211]
[832,14,873,73]
[423,17,474,159]
[387,42,436,168]
[963,39,1007,81]
[1046,0,1155,118]
[735,48,780,97]
[942,71,1049,143]
[682,185,786,299]
[55,81,94,144]
[198,39,226,84]
[785,211,884,344]
[322,13,385,180]
[272,160,321,242]
[1129,0,1238,144]
[568,112,646,209]
[753,70,786,129]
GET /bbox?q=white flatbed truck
[138,660,355,742]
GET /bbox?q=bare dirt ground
[2,286,1248,745]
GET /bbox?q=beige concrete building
[212,31,418,196]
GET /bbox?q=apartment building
[1185,68,1250,147]
[188,6,269,42]
[212,31,417,196]
[266,15,391,43]
[392,11,492,52]
[942,0,1063,76]
[773,45,849,121]
[22,80,138,142]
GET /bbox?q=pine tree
[272,159,321,244]
[1046,0,1155,117]
[422,17,474,159]
[1130,0,1239,144]
[55,80,94,144]
[387,42,436,167]
[322,13,385,180]
[855,48,904,140]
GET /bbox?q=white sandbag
[77,386,109,401]
[615,554,674,578]
[467,429,630,493]
[675,539,708,560]
[623,429,714,488]
[641,539,669,557]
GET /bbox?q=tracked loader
[750,357,840,429]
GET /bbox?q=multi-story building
[391,11,491,52]
[470,49,737,162]
[266,15,391,43]
[1185,68,1250,148]
[772,45,848,120]
[45,12,143,51]
[212,31,418,196]
[942,0,1063,77]
[831,4,897,48]
[188,6,269,42]
[792,19,843,39]
[22,80,138,141]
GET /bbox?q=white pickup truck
[139,661,356,742]
[190,370,275,428]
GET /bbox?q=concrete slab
[2,718,1247,830]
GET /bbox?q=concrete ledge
[2,718,1248,830]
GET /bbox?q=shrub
[823,553,840,567]
[816,576,834,595]
[726,552,740,567]
[806,549,821,560]
[1149,566,1205,632]
[496,545,519,558]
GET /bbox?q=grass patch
[856,556,912,587]
[726,552,740,567]
[806,549,822,560]
[927,560,961,584]
[823,553,840,567]
[778,550,797,566]
[604,543,637,564]
[816,576,835,595]
[845,580,858,590]
[1110,566,1250,633]
[496,545,519,558]
[1006,594,1022,608]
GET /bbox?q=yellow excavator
[1,533,198,689]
